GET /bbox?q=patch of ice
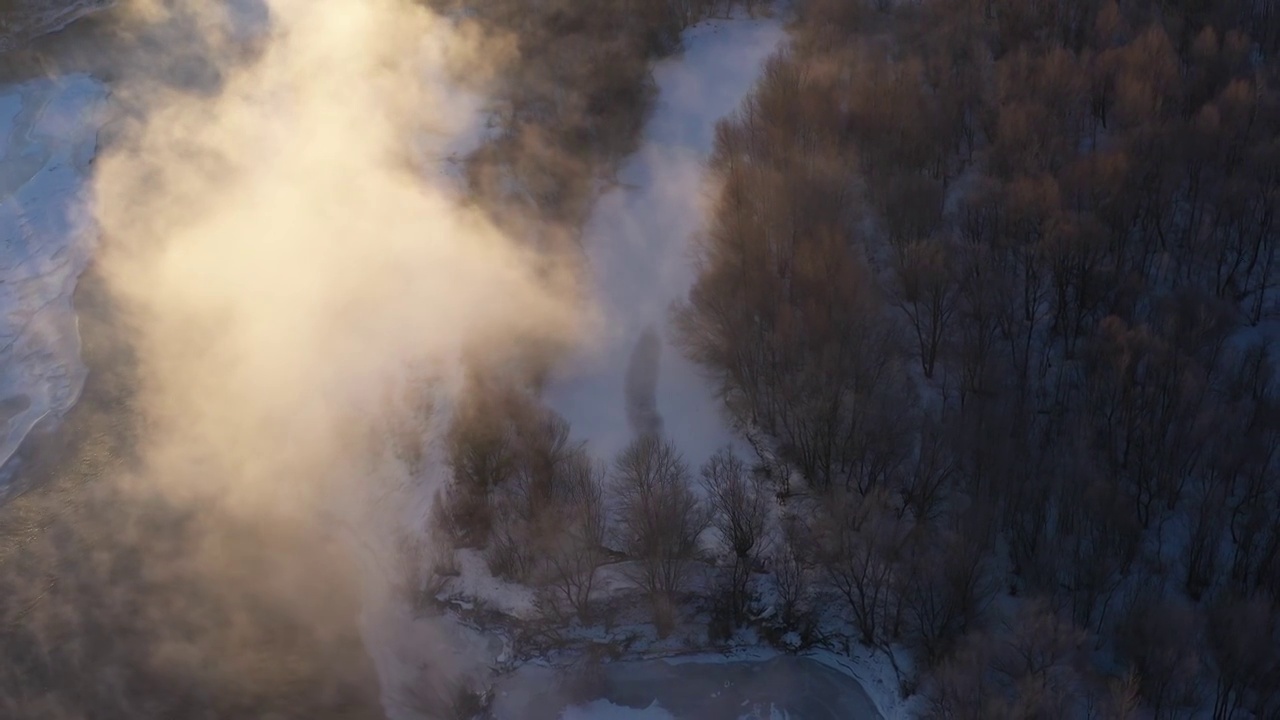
[492,653,887,720]
[801,647,918,720]
[0,73,107,484]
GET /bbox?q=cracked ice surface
[0,73,106,482]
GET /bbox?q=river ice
[492,655,885,720]
[0,73,106,484]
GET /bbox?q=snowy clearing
[542,15,785,468]
[0,73,105,485]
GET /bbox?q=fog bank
[88,0,585,712]
[542,16,784,465]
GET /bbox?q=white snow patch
[0,73,107,483]
[542,16,785,468]
[444,548,538,619]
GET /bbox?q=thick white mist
[90,0,583,713]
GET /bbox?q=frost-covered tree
[613,435,709,635]
[700,448,770,625]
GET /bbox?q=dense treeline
[433,4,1280,718]
[669,0,1280,717]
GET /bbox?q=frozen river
[0,73,106,486]
[492,655,885,720]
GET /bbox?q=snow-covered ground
[0,73,106,485]
[542,16,785,468]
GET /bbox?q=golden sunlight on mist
[93,0,582,524]
[85,2,591,708]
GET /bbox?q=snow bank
[0,73,106,484]
[542,16,785,468]
[445,548,538,619]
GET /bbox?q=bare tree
[700,448,771,626]
[903,511,996,667]
[894,237,960,380]
[959,602,1087,719]
[444,379,521,547]
[926,601,1111,720]
[543,454,609,622]
[1115,596,1204,718]
[900,418,956,523]
[613,435,710,636]
[815,488,906,646]
[485,491,534,582]
[1207,593,1280,720]
[771,515,813,637]
[484,408,583,582]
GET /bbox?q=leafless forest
[435,1,1280,718]
[708,0,1280,715]
[675,1,1280,716]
